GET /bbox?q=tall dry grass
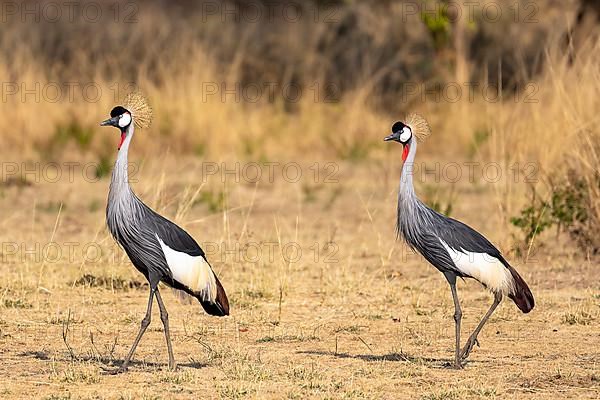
[1,0,598,250]
[461,40,600,252]
[0,1,404,160]
[0,0,578,162]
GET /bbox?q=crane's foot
[460,336,480,361]
[168,360,178,371]
[444,360,465,369]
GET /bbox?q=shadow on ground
[297,350,455,368]
[19,350,207,371]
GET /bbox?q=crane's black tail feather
[506,264,534,313]
[199,276,230,317]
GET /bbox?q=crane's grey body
[107,122,227,312]
[101,107,228,374]
[387,119,533,368]
[107,127,171,285]
[397,140,512,288]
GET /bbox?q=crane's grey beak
[384,132,398,142]
[100,116,119,127]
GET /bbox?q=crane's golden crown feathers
[405,113,431,141]
[123,92,153,129]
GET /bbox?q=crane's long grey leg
[109,288,155,374]
[460,292,502,361]
[445,273,463,369]
[155,289,176,370]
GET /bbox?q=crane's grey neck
[396,137,425,239]
[110,123,135,198]
[399,138,418,203]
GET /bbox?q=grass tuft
[72,274,147,291]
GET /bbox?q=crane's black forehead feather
[392,121,407,133]
[110,106,129,118]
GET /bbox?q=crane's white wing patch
[439,239,514,295]
[156,236,217,301]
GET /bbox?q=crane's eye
[400,127,412,142]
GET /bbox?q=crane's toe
[460,337,480,360]
[445,360,465,370]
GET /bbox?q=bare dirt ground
[0,156,598,399]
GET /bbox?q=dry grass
[0,0,582,161]
[0,154,599,399]
[0,0,599,398]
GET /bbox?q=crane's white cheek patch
[157,237,217,301]
[400,127,412,142]
[439,240,514,295]
[119,113,132,128]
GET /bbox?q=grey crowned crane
[100,94,229,373]
[384,114,534,369]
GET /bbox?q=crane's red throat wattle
[118,132,126,150]
[402,144,410,161]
